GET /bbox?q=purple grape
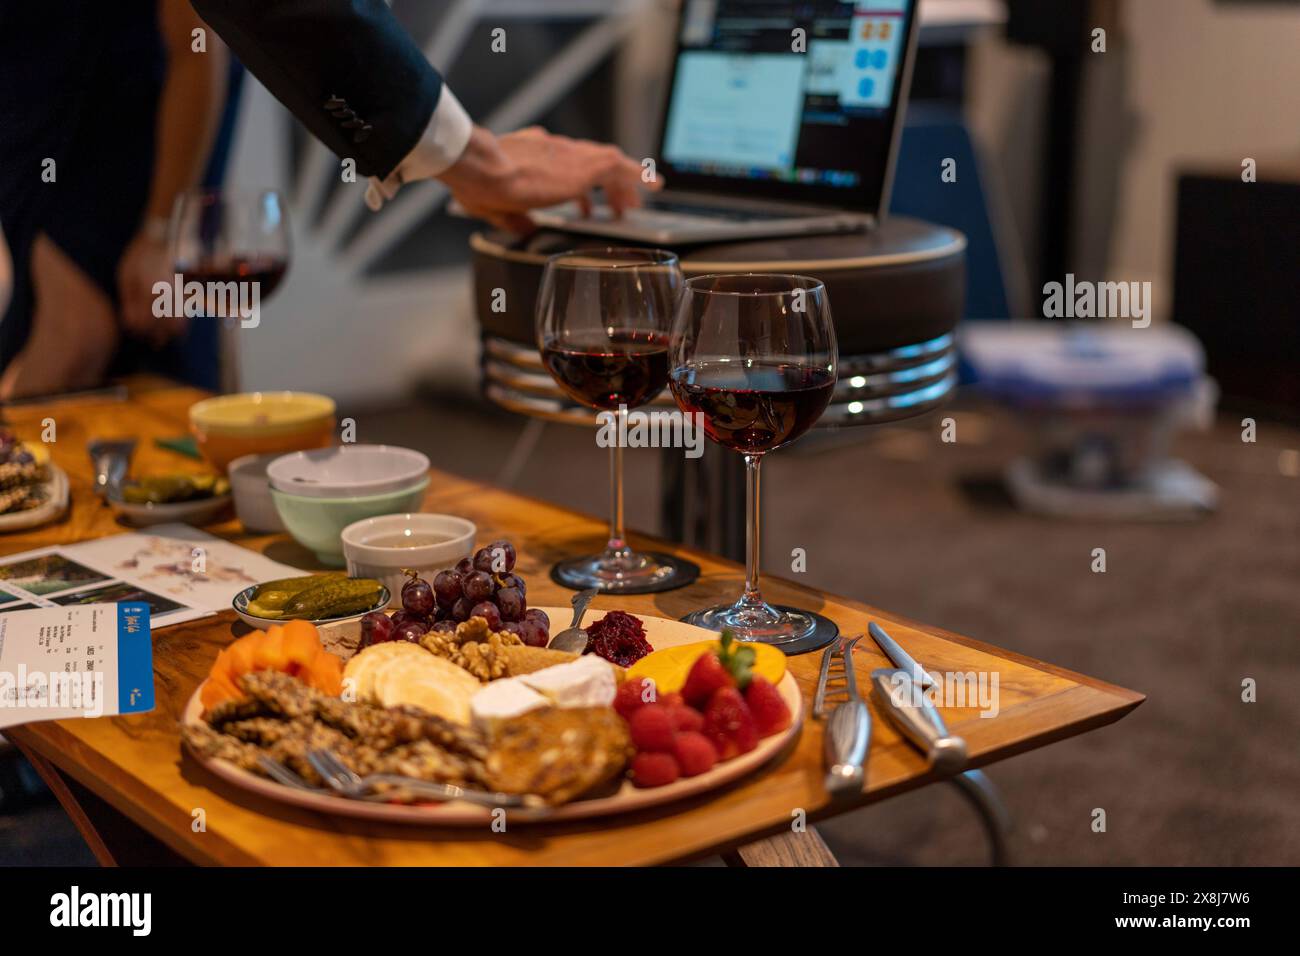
[401,577,435,616]
[433,569,462,608]
[469,601,502,630]
[523,608,550,630]
[395,619,428,643]
[496,586,524,622]
[471,547,494,573]
[463,570,493,603]
[432,620,456,634]
[502,572,527,596]
[517,618,549,648]
[390,610,420,631]
[501,621,525,638]
[360,611,395,648]
[486,539,517,572]
[455,556,474,576]
[451,597,473,622]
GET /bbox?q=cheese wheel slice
[342,641,428,702]
[373,654,480,724]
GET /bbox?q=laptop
[532,0,920,244]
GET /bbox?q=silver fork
[257,755,320,791]
[812,635,871,796]
[305,748,539,809]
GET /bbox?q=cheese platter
[182,543,804,826]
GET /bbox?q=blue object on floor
[890,104,1012,322]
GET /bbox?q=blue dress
[0,0,241,390]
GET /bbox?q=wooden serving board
[181,608,803,825]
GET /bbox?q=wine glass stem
[742,453,764,607]
[606,406,629,563]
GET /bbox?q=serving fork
[304,748,540,809]
[813,635,871,797]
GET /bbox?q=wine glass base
[680,604,839,655]
[550,551,700,595]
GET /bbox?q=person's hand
[439,125,662,234]
[117,227,187,347]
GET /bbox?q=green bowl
[270,476,430,566]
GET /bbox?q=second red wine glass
[668,272,838,644]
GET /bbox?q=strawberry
[614,677,657,721]
[672,731,718,776]
[628,704,677,753]
[666,702,704,735]
[702,686,759,760]
[629,751,680,788]
[744,675,792,737]
[681,650,733,708]
[681,629,756,708]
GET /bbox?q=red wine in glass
[183,255,290,300]
[535,247,693,594]
[541,331,670,410]
[667,272,838,644]
[670,361,835,454]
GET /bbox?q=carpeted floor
[3,391,1296,865]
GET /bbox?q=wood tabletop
[2,383,1143,866]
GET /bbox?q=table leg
[722,826,840,867]
[12,742,192,867]
[949,769,1013,866]
[661,442,747,562]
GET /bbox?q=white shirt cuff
[365,85,473,211]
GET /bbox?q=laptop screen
[657,0,917,212]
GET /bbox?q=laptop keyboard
[641,199,802,222]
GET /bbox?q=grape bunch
[358,539,551,650]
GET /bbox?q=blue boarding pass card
[0,603,154,729]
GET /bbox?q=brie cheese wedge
[518,655,617,709]
[469,678,549,732]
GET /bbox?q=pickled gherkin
[245,572,369,619]
[281,577,385,620]
[121,473,230,504]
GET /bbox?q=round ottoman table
[473,216,965,428]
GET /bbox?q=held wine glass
[169,188,291,391]
[536,248,697,593]
[668,273,838,644]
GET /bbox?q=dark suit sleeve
[190,0,442,179]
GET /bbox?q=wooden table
[2,382,1143,866]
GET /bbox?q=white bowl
[267,445,430,499]
[340,513,476,607]
[227,453,285,533]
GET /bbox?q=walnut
[419,619,522,682]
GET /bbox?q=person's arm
[118,1,228,343]
[189,0,657,232]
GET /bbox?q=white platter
[0,463,69,532]
[182,607,803,826]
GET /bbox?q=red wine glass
[536,248,695,593]
[169,188,291,390]
[668,273,838,643]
